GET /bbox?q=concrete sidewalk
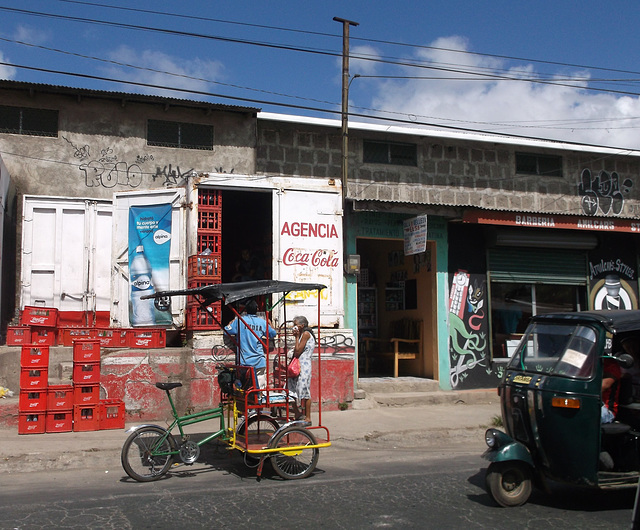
[0,399,500,474]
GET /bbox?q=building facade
[256,112,640,390]
[2,80,640,398]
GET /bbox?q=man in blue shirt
[224,299,276,389]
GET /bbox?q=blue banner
[128,204,172,327]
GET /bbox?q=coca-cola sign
[282,248,339,268]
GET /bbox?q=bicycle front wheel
[270,427,319,480]
[121,426,176,482]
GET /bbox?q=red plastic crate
[6,326,31,345]
[30,327,57,346]
[197,232,221,254]
[20,367,48,389]
[186,302,222,330]
[19,390,47,412]
[73,339,101,363]
[73,404,99,432]
[18,412,46,434]
[95,328,128,348]
[20,345,50,368]
[127,328,166,349]
[186,280,222,307]
[198,188,222,209]
[99,399,125,430]
[73,384,100,405]
[46,410,73,433]
[72,362,101,385]
[21,306,58,327]
[47,385,74,410]
[197,208,222,232]
[59,327,95,347]
[187,254,221,280]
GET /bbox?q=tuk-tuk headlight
[485,428,499,448]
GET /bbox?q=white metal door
[275,188,343,328]
[111,189,186,327]
[21,196,112,313]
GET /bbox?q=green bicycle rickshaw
[121,280,330,481]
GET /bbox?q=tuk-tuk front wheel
[485,461,532,507]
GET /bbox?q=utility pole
[333,17,359,205]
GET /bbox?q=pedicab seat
[232,366,259,409]
[156,382,183,391]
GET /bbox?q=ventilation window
[147,119,213,150]
[0,106,58,137]
[363,140,417,166]
[516,152,563,177]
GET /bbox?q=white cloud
[0,51,17,80]
[367,36,640,150]
[13,25,50,45]
[103,46,226,98]
[350,45,381,77]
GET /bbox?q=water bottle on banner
[130,245,156,326]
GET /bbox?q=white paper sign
[403,215,428,256]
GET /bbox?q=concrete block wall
[257,119,640,219]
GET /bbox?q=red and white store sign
[277,190,343,313]
[463,210,640,233]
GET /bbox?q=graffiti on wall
[448,270,500,388]
[579,169,633,216]
[63,136,207,189]
[153,164,193,187]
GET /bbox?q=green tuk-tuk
[483,310,640,507]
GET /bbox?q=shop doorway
[221,190,272,322]
[356,237,437,378]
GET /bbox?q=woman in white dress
[288,316,315,422]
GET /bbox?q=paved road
[0,440,634,529]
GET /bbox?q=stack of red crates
[188,188,222,330]
[46,384,74,433]
[9,306,59,347]
[71,339,126,431]
[18,345,50,434]
[72,339,102,431]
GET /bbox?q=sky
[2,0,640,150]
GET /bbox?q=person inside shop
[224,299,276,389]
[288,315,316,423]
[232,248,264,282]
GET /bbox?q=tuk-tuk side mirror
[616,353,634,369]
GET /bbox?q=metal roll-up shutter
[488,248,588,285]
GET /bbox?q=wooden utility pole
[333,17,359,203]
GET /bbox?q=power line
[4,4,640,137]
[5,4,640,91]
[3,59,640,154]
[55,0,640,79]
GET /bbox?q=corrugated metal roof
[259,111,640,158]
[0,80,260,114]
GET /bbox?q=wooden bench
[363,319,423,377]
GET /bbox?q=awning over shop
[463,210,640,234]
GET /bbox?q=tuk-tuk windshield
[507,322,598,379]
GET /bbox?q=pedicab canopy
[143,279,327,306]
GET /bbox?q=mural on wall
[579,169,633,216]
[448,270,499,388]
[588,253,638,310]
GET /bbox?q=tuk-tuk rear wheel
[485,461,532,507]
